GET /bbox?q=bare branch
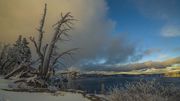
[37,3,47,52]
[30,37,38,49]
[55,28,70,42]
[51,48,79,66]
[51,13,76,44]
[29,37,43,59]
[30,3,47,68]
[57,61,67,67]
[42,44,48,56]
[42,12,76,74]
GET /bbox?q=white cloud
[157,54,169,61]
[161,25,180,37]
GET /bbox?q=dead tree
[30,3,77,80]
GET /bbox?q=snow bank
[0,78,90,101]
[0,91,90,101]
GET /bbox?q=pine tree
[0,44,11,74]
[8,35,31,64]
[13,35,22,64]
[21,38,31,62]
[3,35,32,78]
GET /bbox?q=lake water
[70,77,180,94]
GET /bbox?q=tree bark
[42,35,57,78]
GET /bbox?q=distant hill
[126,56,180,70]
[161,57,180,66]
[164,71,180,77]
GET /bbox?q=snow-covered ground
[0,77,90,101]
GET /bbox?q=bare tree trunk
[42,13,75,79]
[42,38,56,78]
[30,4,47,76]
[4,63,28,79]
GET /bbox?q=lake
[69,77,180,94]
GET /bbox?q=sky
[0,0,180,70]
[106,0,180,62]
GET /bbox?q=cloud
[143,48,161,55]
[157,54,169,60]
[173,47,180,52]
[0,0,140,67]
[82,56,180,72]
[161,24,180,37]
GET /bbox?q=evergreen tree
[8,35,31,64]
[21,38,31,62]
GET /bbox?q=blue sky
[106,0,180,62]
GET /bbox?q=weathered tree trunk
[30,4,47,76]
[42,33,57,78]
[41,12,75,79]
[4,63,27,79]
